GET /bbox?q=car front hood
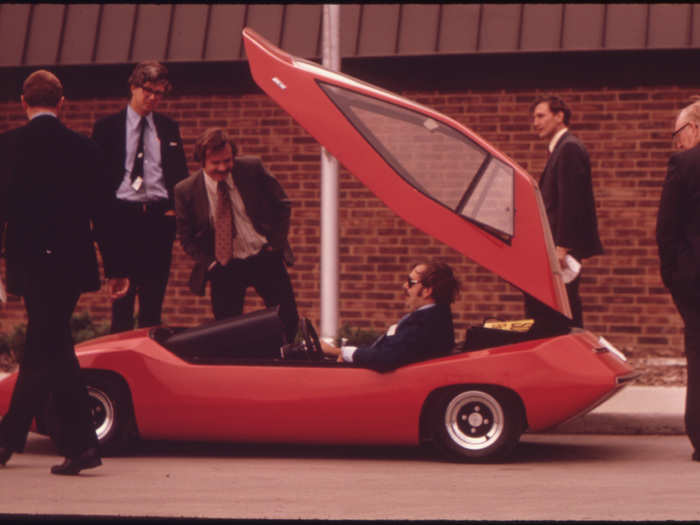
[242,28,571,318]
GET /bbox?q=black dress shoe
[50,448,102,475]
[0,446,12,466]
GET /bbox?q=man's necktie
[131,117,146,182]
[215,180,235,266]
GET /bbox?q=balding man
[657,98,700,462]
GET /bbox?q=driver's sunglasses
[406,276,421,288]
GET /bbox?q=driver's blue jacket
[352,303,454,372]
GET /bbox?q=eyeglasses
[141,85,168,98]
[406,277,421,288]
[672,122,691,140]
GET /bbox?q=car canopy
[242,28,571,318]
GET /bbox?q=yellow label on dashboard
[483,319,534,332]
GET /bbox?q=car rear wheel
[432,387,524,462]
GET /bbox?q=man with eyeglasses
[656,97,700,462]
[92,61,189,333]
[320,262,459,372]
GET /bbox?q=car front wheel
[433,387,524,462]
[85,374,136,456]
[45,373,136,456]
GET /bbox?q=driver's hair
[417,261,460,305]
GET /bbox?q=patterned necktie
[131,117,146,182]
[215,180,235,266]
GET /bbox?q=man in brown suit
[174,128,299,341]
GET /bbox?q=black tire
[45,373,137,456]
[432,387,524,462]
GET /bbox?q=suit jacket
[91,109,188,208]
[656,143,700,301]
[539,131,603,260]
[353,303,455,372]
[174,157,294,295]
[0,116,126,296]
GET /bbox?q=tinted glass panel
[319,81,513,239]
[462,157,514,236]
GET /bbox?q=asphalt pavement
[0,371,687,435]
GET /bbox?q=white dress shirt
[548,127,568,154]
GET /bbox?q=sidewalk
[549,385,685,434]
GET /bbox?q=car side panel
[71,331,634,445]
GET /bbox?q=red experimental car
[0,28,637,462]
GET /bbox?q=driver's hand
[336,354,344,363]
[320,340,340,357]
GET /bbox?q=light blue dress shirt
[116,105,168,202]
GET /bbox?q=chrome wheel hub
[445,390,504,450]
[88,387,115,441]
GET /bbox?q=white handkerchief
[386,323,398,336]
[561,254,581,284]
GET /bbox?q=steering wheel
[300,318,323,361]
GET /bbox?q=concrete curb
[0,373,687,435]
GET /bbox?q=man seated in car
[320,261,459,372]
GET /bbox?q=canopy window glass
[319,82,515,240]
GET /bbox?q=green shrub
[336,324,381,347]
[0,311,109,371]
[71,311,110,345]
[0,333,12,372]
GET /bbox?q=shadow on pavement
[23,431,637,464]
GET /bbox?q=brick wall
[0,80,696,359]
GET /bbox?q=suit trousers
[671,293,700,454]
[0,269,97,457]
[111,202,176,333]
[208,249,299,342]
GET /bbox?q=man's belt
[117,199,170,215]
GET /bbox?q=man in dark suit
[0,70,128,474]
[92,61,188,333]
[320,262,459,372]
[656,99,700,462]
[525,95,603,328]
[174,128,299,341]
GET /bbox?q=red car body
[0,28,637,461]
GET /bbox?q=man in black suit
[174,128,299,341]
[0,70,128,474]
[92,61,188,333]
[320,262,459,372]
[656,98,700,462]
[525,95,603,328]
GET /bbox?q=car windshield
[319,82,514,240]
